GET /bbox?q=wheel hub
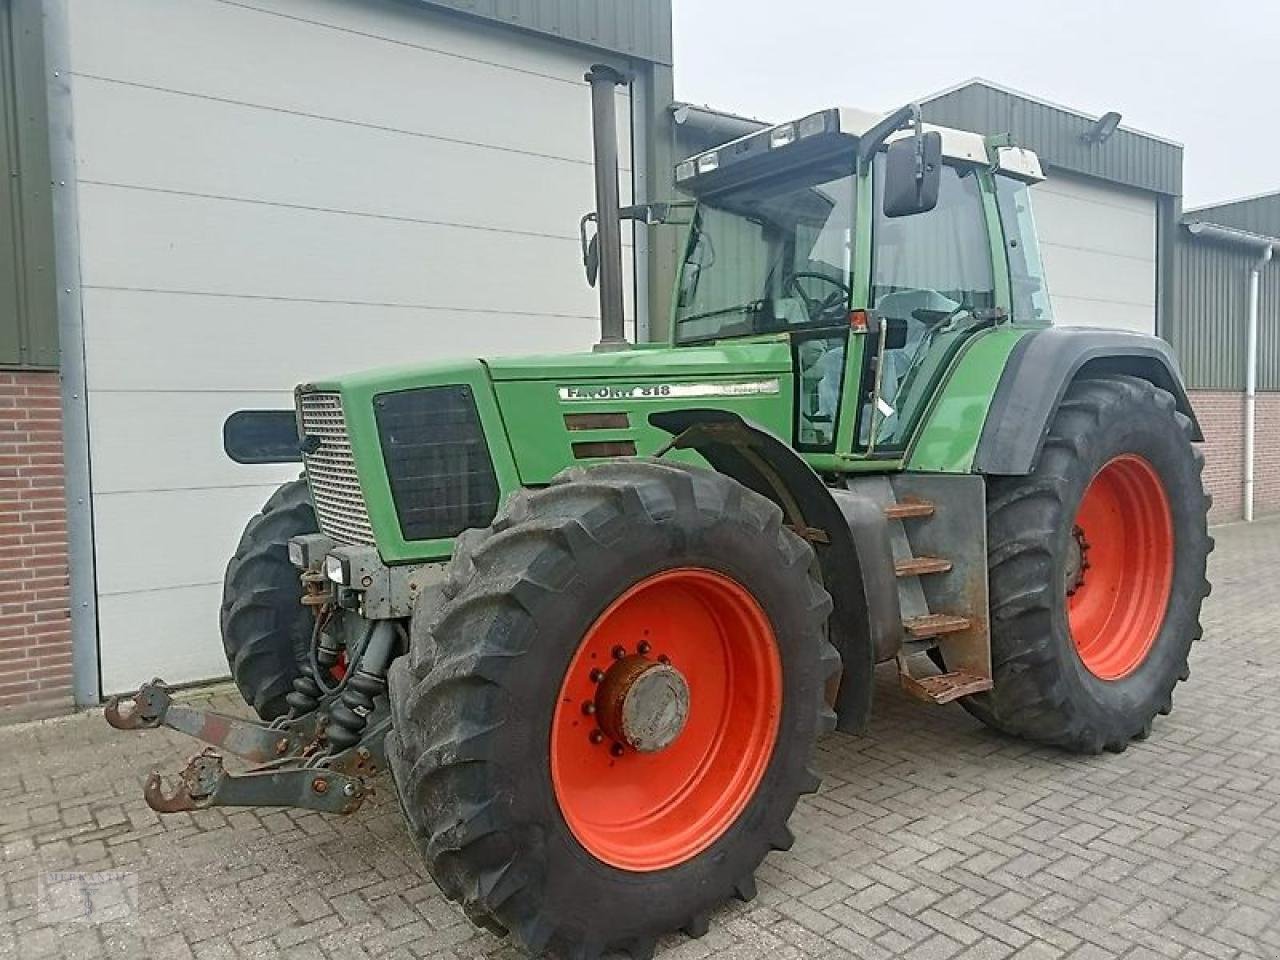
[1064,524,1091,597]
[596,656,690,753]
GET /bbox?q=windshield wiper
[678,300,766,325]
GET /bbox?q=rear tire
[220,479,318,720]
[386,460,838,959]
[963,375,1212,753]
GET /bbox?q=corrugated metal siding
[1171,233,1280,390]
[0,0,58,369]
[1187,193,1280,237]
[921,82,1181,196]
[414,0,672,64]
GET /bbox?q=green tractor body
[109,86,1212,960]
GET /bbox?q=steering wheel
[785,271,852,322]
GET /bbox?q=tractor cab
[668,106,1052,461]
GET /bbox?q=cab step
[903,613,971,638]
[895,556,952,578]
[884,500,934,520]
[897,667,993,705]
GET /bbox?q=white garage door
[68,0,635,694]
[1031,172,1156,334]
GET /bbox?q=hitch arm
[143,749,367,815]
[105,679,318,764]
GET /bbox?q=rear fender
[974,328,1202,476]
[649,409,874,733]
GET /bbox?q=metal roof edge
[412,0,674,66]
[1184,188,1280,215]
[920,77,1184,149]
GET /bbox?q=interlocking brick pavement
[2,517,1278,960]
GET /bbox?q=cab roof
[675,105,1043,196]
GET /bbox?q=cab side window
[862,160,995,449]
[871,161,994,315]
[995,174,1053,324]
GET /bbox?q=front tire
[386,460,837,958]
[220,479,318,720]
[965,375,1212,753]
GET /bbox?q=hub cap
[595,656,691,752]
[550,568,782,872]
[1067,455,1175,680]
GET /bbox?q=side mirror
[580,213,600,287]
[223,410,302,464]
[883,130,942,218]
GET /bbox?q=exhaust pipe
[585,64,630,351]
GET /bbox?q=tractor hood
[481,340,791,382]
[486,339,796,484]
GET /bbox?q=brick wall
[1188,390,1280,524]
[0,371,73,719]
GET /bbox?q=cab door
[840,158,1007,459]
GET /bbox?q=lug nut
[658,654,670,665]
[582,701,596,715]
[637,641,651,655]
[589,730,605,744]
[312,777,329,794]
[611,645,627,660]
[590,668,605,683]
[610,743,625,758]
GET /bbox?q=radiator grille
[297,392,376,545]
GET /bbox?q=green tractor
[107,66,1211,958]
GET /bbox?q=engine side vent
[297,392,376,545]
[374,386,499,541]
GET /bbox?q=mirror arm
[911,105,926,185]
[856,102,920,164]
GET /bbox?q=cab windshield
[674,158,857,344]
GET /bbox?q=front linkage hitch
[105,620,399,816]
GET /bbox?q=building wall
[1189,390,1280,523]
[1031,171,1157,334]
[0,0,71,721]
[62,0,639,694]
[0,371,72,717]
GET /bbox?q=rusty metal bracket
[106,679,324,764]
[143,748,368,815]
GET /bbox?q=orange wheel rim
[550,568,782,872]
[1067,455,1174,680]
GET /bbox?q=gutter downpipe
[1245,246,1272,522]
[1186,221,1279,523]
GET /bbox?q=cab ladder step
[895,556,952,578]
[884,500,934,520]
[896,664,993,705]
[903,613,971,638]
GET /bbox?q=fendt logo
[558,380,782,402]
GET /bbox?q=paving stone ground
[2,517,1279,960]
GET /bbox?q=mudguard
[974,327,1202,476]
[649,409,874,733]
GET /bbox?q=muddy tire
[220,479,318,720]
[963,375,1212,753]
[386,460,838,959]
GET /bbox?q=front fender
[649,409,874,734]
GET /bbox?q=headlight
[324,554,347,585]
[675,159,696,182]
[288,540,305,568]
[695,152,719,174]
[769,123,797,149]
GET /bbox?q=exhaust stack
[585,64,630,351]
